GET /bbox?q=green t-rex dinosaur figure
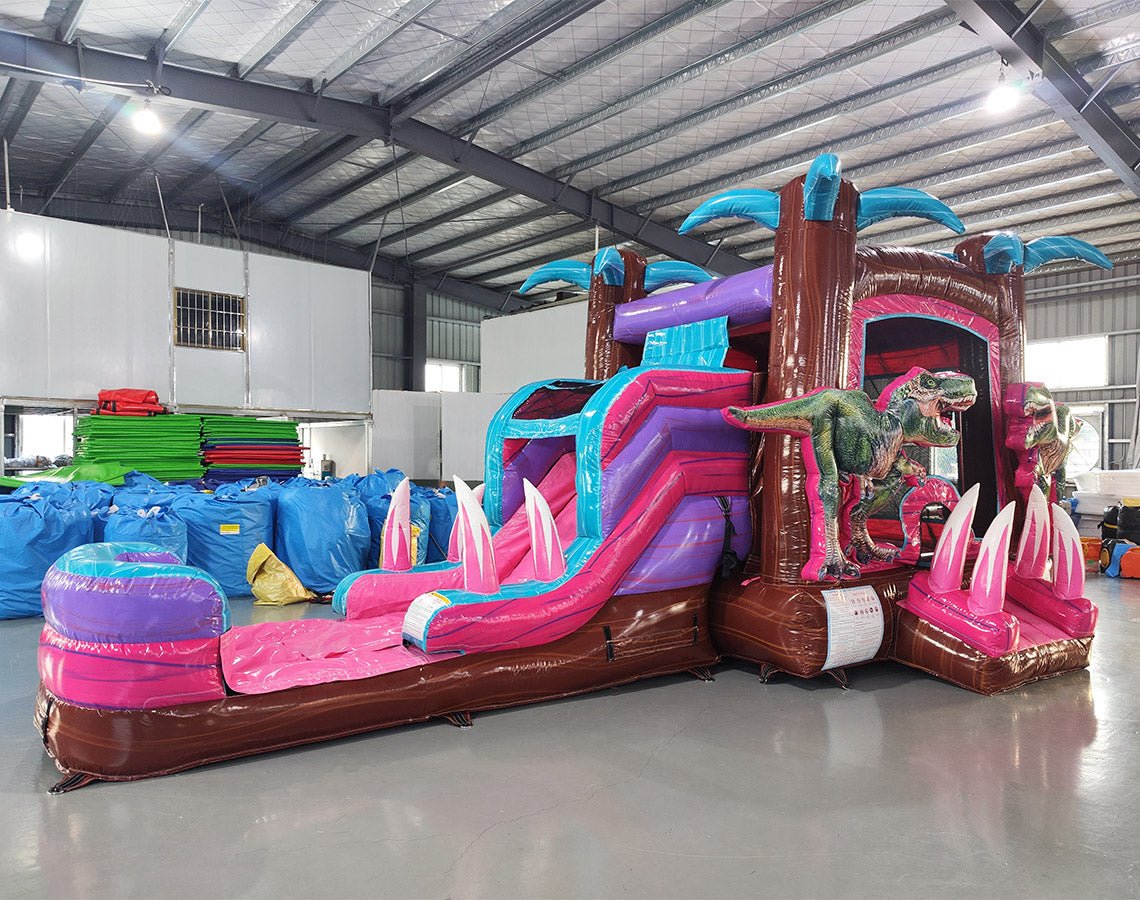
[1005,383,1083,501]
[723,367,977,581]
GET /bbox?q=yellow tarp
[247,543,318,606]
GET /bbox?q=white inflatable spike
[380,478,414,571]
[967,502,1017,616]
[446,480,486,562]
[1015,484,1051,579]
[453,476,499,593]
[1051,503,1086,601]
[523,478,566,582]
[929,484,981,593]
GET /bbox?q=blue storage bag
[0,494,93,619]
[418,487,457,563]
[104,505,189,562]
[171,492,274,596]
[275,481,370,592]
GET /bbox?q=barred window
[174,287,246,351]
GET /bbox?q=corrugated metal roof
[0,0,1137,304]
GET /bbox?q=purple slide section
[500,435,574,524]
[43,568,228,645]
[616,494,751,595]
[613,264,773,342]
[601,405,749,533]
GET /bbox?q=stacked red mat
[95,388,166,417]
[201,445,305,466]
[200,417,305,485]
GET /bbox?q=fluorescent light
[133,99,162,135]
[986,82,1022,114]
[986,64,1023,115]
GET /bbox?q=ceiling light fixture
[133,98,162,135]
[986,63,1021,114]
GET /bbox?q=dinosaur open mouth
[937,396,974,431]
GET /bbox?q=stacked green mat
[73,414,205,482]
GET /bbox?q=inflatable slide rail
[337,365,754,657]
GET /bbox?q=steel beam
[388,116,752,273]
[235,0,328,78]
[312,0,443,88]
[232,133,373,212]
[948,0,1140,199]
[0,29,751,272]
[401,48,988,260]
[37,94,129,212]
[103,108,212,201]
[288,151,422,223]
[387,0,607,124]
[168,119,276,199]
[326,172,473,241]
[1,81,39,144]
[363,6,958,254]
[331,0,878,239]
[409,205,553,263]
[429,220,587,279]
[404,282,428,391]
[55,0,92,42]
[154,0,211,56]
[368,0,1134,259]
[287,0,729,223]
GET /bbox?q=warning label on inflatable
[219,524,241,535]
[821,585,884,671]
[402,591,451,639]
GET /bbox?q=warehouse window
[425,360,465,392]
[174,287,246,351]
[17,413,73,462]
[1025,335,1108,389]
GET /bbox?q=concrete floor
[1,578,1137,899]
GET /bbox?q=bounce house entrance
[861,316,999,533]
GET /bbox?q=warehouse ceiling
[0,0,1138,312]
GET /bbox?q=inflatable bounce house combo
[36,154,1104,790]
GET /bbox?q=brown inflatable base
[709,568,913,678]
[709,571,1093,695]
[891,608,1093,695]
[36,586,718,790]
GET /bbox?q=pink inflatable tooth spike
[967,502,1017,617]
[381,477,414,571]
[446,481,484,562]
[1050,502,1086,601]
[1014,484,1051,580]
[453,477,500,594]
[523,478,566,582]
[928,483,980,593]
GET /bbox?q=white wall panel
[0,213,371,415]
[247,254,314,411]
[372,389,441,481]
[480,300,586,393]
[248,254,369,413]
[173,241,244,295]
[441,392,510,482]
[309,261,371,413]
[0,212,51,398]
[173,347,245,408]
[49,221,171,401]
[0,212,170,402]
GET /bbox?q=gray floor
[1,578,1137,900]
